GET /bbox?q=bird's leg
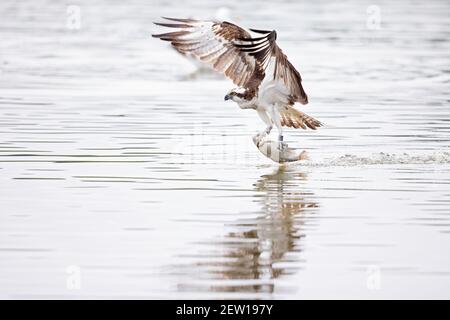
[262,124,272,136]
[278,131,287,151]
[269,105,286,150]
[256,125,272,141]
[256,109,272,140]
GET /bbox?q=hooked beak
[224,94,231,101]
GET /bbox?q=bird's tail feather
[279,106,322,130]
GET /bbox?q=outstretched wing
[236,29,308,105]
[152,17,264,89]
[153,18,308,105]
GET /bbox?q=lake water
[0,0,449,299]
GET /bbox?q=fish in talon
[253,134,309,163]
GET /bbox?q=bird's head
[224,88,247,103]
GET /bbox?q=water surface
[0,0,449,299]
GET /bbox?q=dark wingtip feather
[152,30,190,40]
[154,22,192,28]
[162,17,197,23]
[151,32,170,39]
[268,30,277,41]
[249,28,272,34]
[238,35,270,42]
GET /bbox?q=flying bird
[152,17,322,150]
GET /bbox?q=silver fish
[252,134,309,163]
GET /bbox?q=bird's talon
[278,141,288,151]
[257,131,267,140]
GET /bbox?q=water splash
[300,152,450,167]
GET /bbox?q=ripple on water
[1,0,450,299]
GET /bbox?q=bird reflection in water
[180,166,319,295]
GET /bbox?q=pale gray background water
[0,0,449,299]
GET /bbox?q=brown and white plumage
[152,17,321,147]
[153,18,262,89]
[279,106,321,130]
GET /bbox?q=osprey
[152,17,322,149]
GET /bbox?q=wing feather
[279,106,321,130]
[152,18,264,91]
[238,31,308,105]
